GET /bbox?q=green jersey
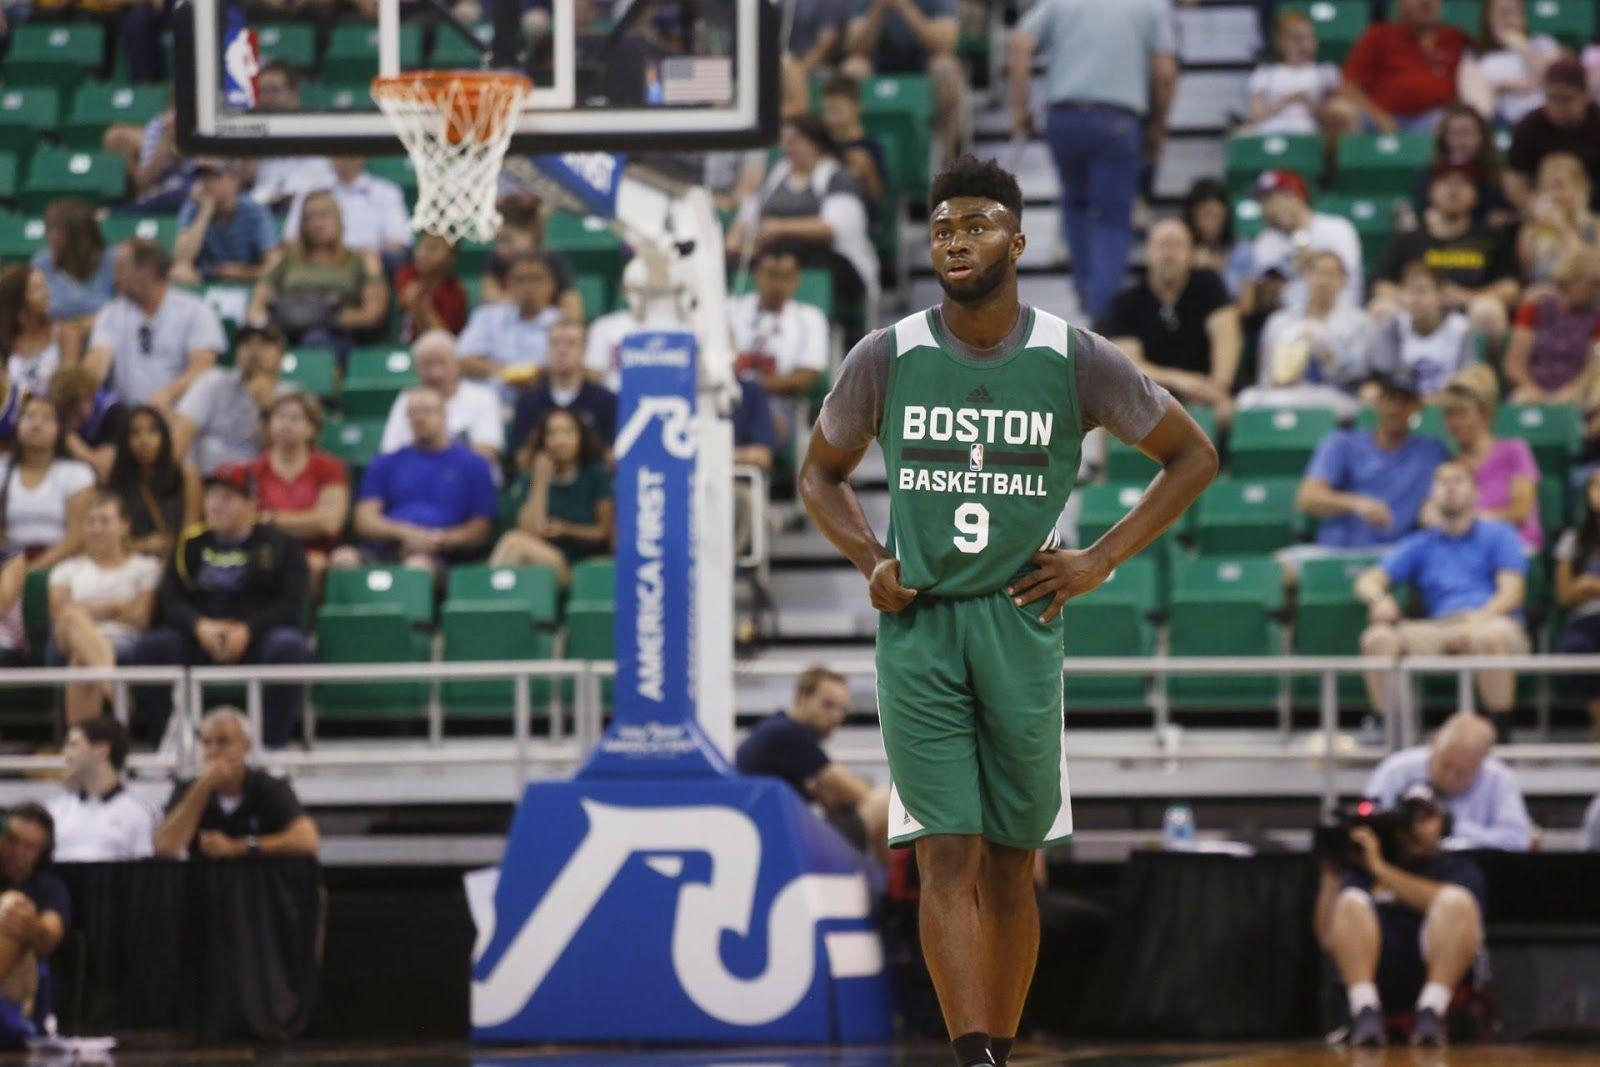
[880,306,1083,597]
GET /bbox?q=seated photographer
[1366,711,1533,852]
[1315,783,1486,1048]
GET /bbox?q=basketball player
[799,156,1218,1067]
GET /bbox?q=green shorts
[875,590,1073,851]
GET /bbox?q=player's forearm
[1085,407,1217,573]
[800,464,891,581]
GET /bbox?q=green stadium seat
[1494,403,1578,479]
[1192,477,1302,555]
[1062,555,1160,708]
[0,156,18,205]
[1225,134,1323,195]
[568,557,616,605]
[859,74,934,197]
[563,598,615,706]
[544,211,624,282]
[280,347,338,399]
[324,565,434,627]
[1234,197,1266,240]
[2,24,104,95]
[430,23,493,68]
[21,568,51,650]
[0,88,60,155]
[0,214,45,261]
[1106,406,1216,481]
[1527,0,1594,48]
[320,416,384,478]
[1279,0,1370,60]
[98,213,179,250]
[1229,407,1338,478]
[454,238,492,277]
[1441,0,1481,34]
[1168,555,1287,707]
[573,272,610,323]
[441,602,555,716]
[19,149,126,212]
[1316,194,1403,276]
[342,345,417,418]
[446,564,560,626]
[64,84,168,149]
[1293,553,1380,704]
[1539,473,1567,534]
[253,22,318,68]
[314,604,428,720]
[1333,133,1433,196]
[299,84,376,112]
[323,24,424,84]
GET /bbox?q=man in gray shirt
[1006,0,1179,322]
[172,324,292,474]
[84,239,227,410]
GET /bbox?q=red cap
[203,463,255,497]
[1255,169,1310,202]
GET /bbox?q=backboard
[174,0,780,157]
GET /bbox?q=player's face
[929,198,1021,304]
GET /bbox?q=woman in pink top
[1441,366,1542,551]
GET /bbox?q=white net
[371,72,533,245]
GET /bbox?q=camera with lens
[1313,783,1452,870]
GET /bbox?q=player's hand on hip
[1008,549,1112,624]
[868,557,918,613]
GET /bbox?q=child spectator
[482,197,583,320]
[1440,366,1541,552]
[1246,11,1349,137]
[1458,0,1562,128]
[1504,246,1600,403]
[49,366,121,482]
[490,409,614,583]
[1418,103,1515,226]
[395,233,469,341]
[1239,251,1370,416]
[1555,467,1600,738]
[31,199,114,327]
[106,405,201,561]
[0,265,85,399]
[818,74,886,205]
[1368,261,1478,399]
[1517,151,1599,293]
[0,395,95,571]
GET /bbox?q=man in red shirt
[1342,0,1468,132]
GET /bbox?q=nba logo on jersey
[969,443,984,472]
[221,7,260,109]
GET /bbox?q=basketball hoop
[371,70,533,245]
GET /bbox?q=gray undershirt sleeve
[817,327,892,452]
[1073,327,1175,445]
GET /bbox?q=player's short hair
[795,666,847,700]
[929,154,1024,222]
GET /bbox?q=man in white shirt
[283,156,412,257]
[1247,169,1364,310]
[246,62,338,209]
[380,330,504,469]
[46,717,158,862]
[585,257,653,392]
[726,243,830,445]
[456,252,564,395]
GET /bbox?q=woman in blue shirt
[29,199,114,326]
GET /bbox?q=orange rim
[371,71,533,143]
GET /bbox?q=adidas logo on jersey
[965,385,994,404]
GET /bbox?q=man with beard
[799,155,1218,1067]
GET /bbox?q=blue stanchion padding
[470,778,894,1044]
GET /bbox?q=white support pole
[377,0,402,78]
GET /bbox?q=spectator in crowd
[1314,782,1485,1048]
[728,115,880,314]
[1181,179,1255,297]
[457,252,563,387]
[585,257,652,391]
[283,156,412,260]
[490,409,614,580]
[1246,11,1352,138]
[244,393,349,597]
[1504,58,1600,211]
[0,549,20,668]
[379,331,504,468]
[732,377,780,555]
[818,74,887,206]
[1008,0,1178,321]
[127,108,194,213]
[1373,165,1521,341]
[1246,170,1364,313]
[1458,0,1561,129]
[337,387,497,574]
[480,198,583,320]
[736,665,890,862]
[1420,104,1515,226]
[1367,262,1479,400]
[171,159,279,286]
[107,405,200,561]
[172,324,292,475]
[1289,370,1450,572]
[247,190,388,361]
[1515,152,1598,292]
[1102,220,1242,424]
[1440,366,1541,552]
[245,62,337,210]
[1341,0,1470,134]
[0,265,85,399]
[0,359,16,449]
[395,233,468,342]
[508,321,617,463]
[782,0,850,118]
[1555,467,1600,738]
[1238,251,1370,416]
[50,366,121,482]
[0,803,68,1037]
[1356,461,1529,732]
[0,395,94,572]
[727,243,830,446]
[46,491,159,724]
[85,240,227,411]
[1366,711,1534,851]
[46,718,157,862]
[31,199,114,328]
[154,707,320,860]
[132,465,312,748]
[841,0,963,161]
[1503,246,1600,403]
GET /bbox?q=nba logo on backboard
[221,7,260,109]
[969,443,984,472]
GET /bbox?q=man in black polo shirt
[1505,58,1600,211]
[0,804,67,1043]
[736,666,889,860]
[154,708,320,861]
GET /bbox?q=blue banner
[528,153,627,218]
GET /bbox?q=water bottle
[1162,802,1196,851]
